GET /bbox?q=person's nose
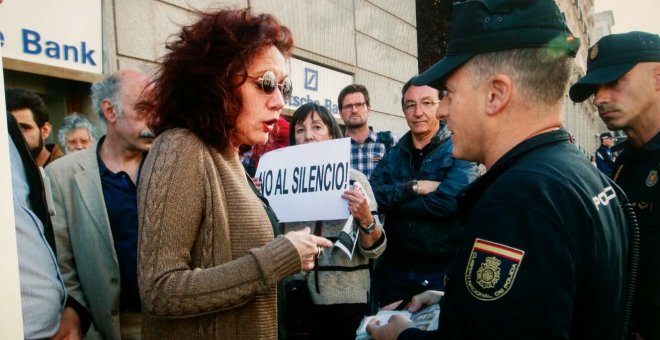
[413,104,425,117]
[268,87,285,111]
[593,85,609,107]
[436,101,448,121]
[304,130,315,142]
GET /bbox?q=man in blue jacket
[369,78,476,306]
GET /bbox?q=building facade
[1,0,611,156]
[557,0,612,158]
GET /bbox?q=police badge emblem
[465,238,524,301]
[646,170,658,187]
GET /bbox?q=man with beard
[570,31,660,340]
[338,84,398,178]
[6,88,64,167]
[46,69,155,340]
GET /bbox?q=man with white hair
[57,113,98,154]
[46,69,154,339]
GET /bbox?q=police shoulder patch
[465,238,525,301]
[646,170,657,187]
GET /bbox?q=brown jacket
[138,128,301,339]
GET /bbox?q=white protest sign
[255,138,351,223]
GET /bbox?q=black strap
[608,179,640,340]
[245,173,280,236]
[376,131,395,151]
[314,221,322,294]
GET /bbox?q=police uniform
[395,0,631,338]
[399,130,630,340]
[612,132,660,339]
[569,30,660,339]
[595,143,615,177]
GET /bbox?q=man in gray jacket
[46,69,154,339]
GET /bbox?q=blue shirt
[10,137,66,339]
[96,138,143,312]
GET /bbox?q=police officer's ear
[485,74,512,117]
[652,63,660,91]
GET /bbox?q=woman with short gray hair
[58,113,97,154]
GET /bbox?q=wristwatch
[359,219,377,234]
[412,180,419,196]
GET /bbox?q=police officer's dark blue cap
[569,31,660,103]
[600,132,614,139]
[413,0,580,89]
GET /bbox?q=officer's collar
[399,125,451,152]
[456,129,571,222]
[618,131,660,152]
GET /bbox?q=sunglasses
[248,71,293,101]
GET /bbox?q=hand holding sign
[342,182,372,228]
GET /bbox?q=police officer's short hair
[466,48,571,106]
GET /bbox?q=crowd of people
[5,0,659,339]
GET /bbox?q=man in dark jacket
[369,78,476,306]
[570,30,660,340]
[367,1,631,339]
[596,132,616,177]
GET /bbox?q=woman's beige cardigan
[138,129,301,339]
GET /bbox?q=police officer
[367,1,631,339]
[596,132,616,177]
[570,31,660,340]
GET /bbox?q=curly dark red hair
[149,8,293,150]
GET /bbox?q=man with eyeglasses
[369,78,477,307]
[338,84,398,179]
[570,31,660,340]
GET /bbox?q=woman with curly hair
[137,9,331,339]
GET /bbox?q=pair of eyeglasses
[403,100,441,113]
[341,101,367,112]
[248,71,293,100]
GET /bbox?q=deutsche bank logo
[304,68,318,91]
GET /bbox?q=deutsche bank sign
[286,58,353,116]
[304,68,318,91]
[0,0,103,74]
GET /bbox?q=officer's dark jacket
[400,129,630,340]
[612,132,660,231]
[369,127,477,271]
[596,144,615,177]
